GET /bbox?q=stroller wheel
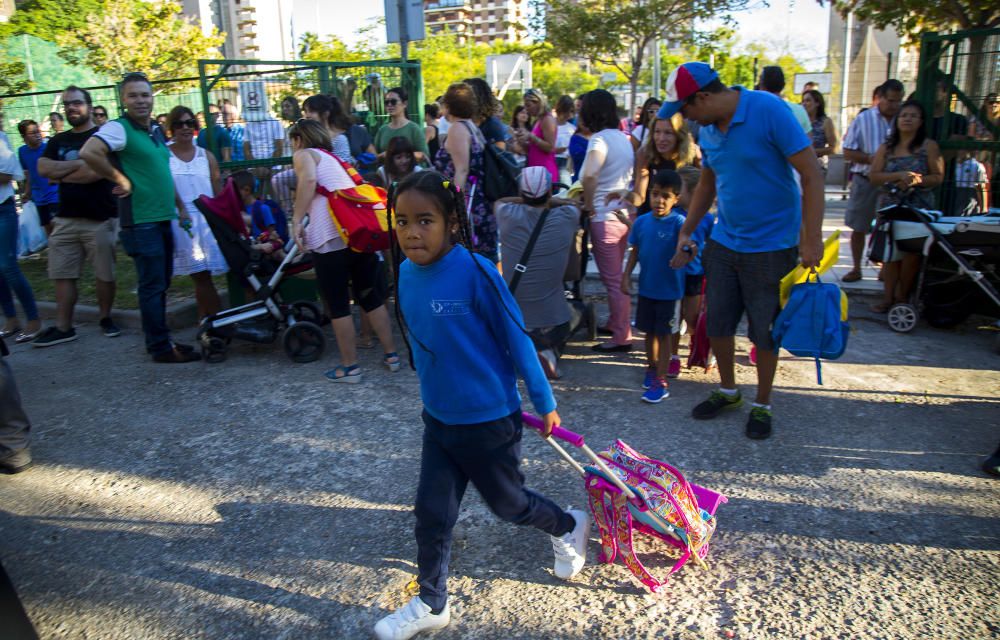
[585,302,598,342]
[291,300,323,325]
[887,303,918,333]
[282,321,326,363]
[202,336,228,363]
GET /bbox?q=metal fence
[915,28,999,215]
[197,59,422,213]
[0,58,423,216]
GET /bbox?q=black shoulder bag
[508,207,550,294]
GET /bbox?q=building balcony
[425,0,467,10]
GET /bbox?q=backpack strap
[313,148,364,191]
[507,207,550,294]
[586,476,619,565]
[613,495,669,593]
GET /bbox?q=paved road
[1,271,998,638]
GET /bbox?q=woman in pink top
[288,119,399,383]
[516,88,559,183]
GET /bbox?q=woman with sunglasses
[373,87,429,164]
[92,106,109,126]
[165,105,225,319]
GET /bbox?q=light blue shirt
[699,88,811,253]
[0,132,21,202]
[628,210,686,301]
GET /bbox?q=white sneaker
[373,596,450,640]
[550,509,590,580]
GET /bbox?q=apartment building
[424,0,529,45]
[182,0,294,61]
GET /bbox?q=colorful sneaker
[641,378,669,403]
[667,356,682,378]
[692,389,743,419]
[31,326,78,348]
[749,345,758,366]
[642,366,657,389]
[551,509,590,579]
[373,596,450,640]
[746,405,773,439]
[100,317,121,338]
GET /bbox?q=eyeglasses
[385,99,400,106]
[173,119,199,129]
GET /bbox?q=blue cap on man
[657,62,720,119]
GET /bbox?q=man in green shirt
[81,72,200,363]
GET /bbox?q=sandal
[841,269,862,283]
[325,364,362,384]
[383,352,401,372]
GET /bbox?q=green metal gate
[915,28,999,214]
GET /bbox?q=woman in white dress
[166,105,227,319]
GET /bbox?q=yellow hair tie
[442,180,451,189]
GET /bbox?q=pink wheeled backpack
[523,413,727,593]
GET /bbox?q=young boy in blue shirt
[231,170,284,257]
[622,170,687,403]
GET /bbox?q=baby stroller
[194,179,327,363]
[870,189,1000,334]
[523,413,727,593]
[552,182,598,342]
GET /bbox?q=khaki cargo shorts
[47,216,117,282]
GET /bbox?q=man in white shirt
[841,79,904,281]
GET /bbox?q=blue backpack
[771,272,849,385]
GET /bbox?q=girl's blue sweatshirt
[399,244,557,425]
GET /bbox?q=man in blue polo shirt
[665,62,823,440]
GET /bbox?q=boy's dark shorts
[684,273,703,297]
[702,239,799,351]
[635,295,680,336]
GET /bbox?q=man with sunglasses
[80,72,199,363]
[664,62,824,441]
[35,86,120,348]
[196,103,232,163]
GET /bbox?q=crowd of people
[1,61,998,639]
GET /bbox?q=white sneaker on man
[373,596,450,640]
[550,509,590,579]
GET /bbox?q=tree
[828,0,1000,104]
[537,0,754,109]
[0,0,105,42]
[59,0,224,82]
[829,0,999,37]
[0,61,33,95]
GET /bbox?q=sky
[292,0,832,71]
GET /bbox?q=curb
[29,292,231,330]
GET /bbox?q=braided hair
[387,170,530,371]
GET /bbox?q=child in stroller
[231,170,286,260]
[194,177,327,363]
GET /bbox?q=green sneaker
[691,390,743,420]
[746,406,773,439]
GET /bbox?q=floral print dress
[434,120,497,262]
